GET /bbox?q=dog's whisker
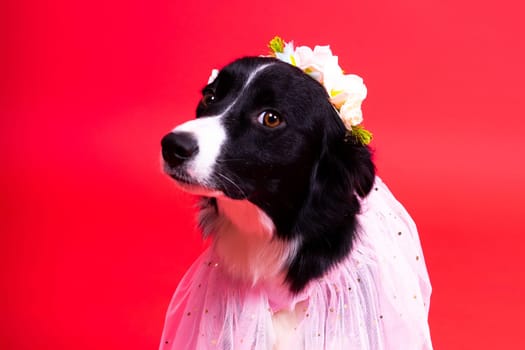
[216,158,248,164]
[215,171,247,198]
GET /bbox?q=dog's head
[162,57,375,292]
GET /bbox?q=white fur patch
[217,197,275,237]
[244,63,273,89]
[213,198,298,285]
[172,116,226,184]
[272,299,308,350]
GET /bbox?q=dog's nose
[161,132,199,167]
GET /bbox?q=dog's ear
[286,118,375,293]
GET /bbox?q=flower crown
[269,36,372,145]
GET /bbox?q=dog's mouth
[164,165,225,197]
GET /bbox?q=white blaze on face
[172,116,226,183]
[168,62,275,185]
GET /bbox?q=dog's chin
[175,181,225,197]
[165,169,224,197]
[164,165,246,200]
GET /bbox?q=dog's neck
[217,197,275,238]
[205,197,297,286]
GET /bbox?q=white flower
[329,74,367,108]
[340,99,364,129]
[275,41,296,66]
[331,74,367,127]
[271,37,369,132]
[294,45,343,86]
[207,69,219,84]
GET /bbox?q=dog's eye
[257,111,283,128]
[201,92,216,107]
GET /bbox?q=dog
[159,56,432,349]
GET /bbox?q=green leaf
[350,125,373,145]
[269,36,285,54]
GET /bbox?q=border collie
[159,57,432,349]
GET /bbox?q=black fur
[164,57,375,293]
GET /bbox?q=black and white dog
[160,57,432,349]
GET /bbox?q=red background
[2,0,525,349]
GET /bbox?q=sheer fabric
[160,177,432,349]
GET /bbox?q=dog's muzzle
[161,132,199,168]
[161,116,227,194]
